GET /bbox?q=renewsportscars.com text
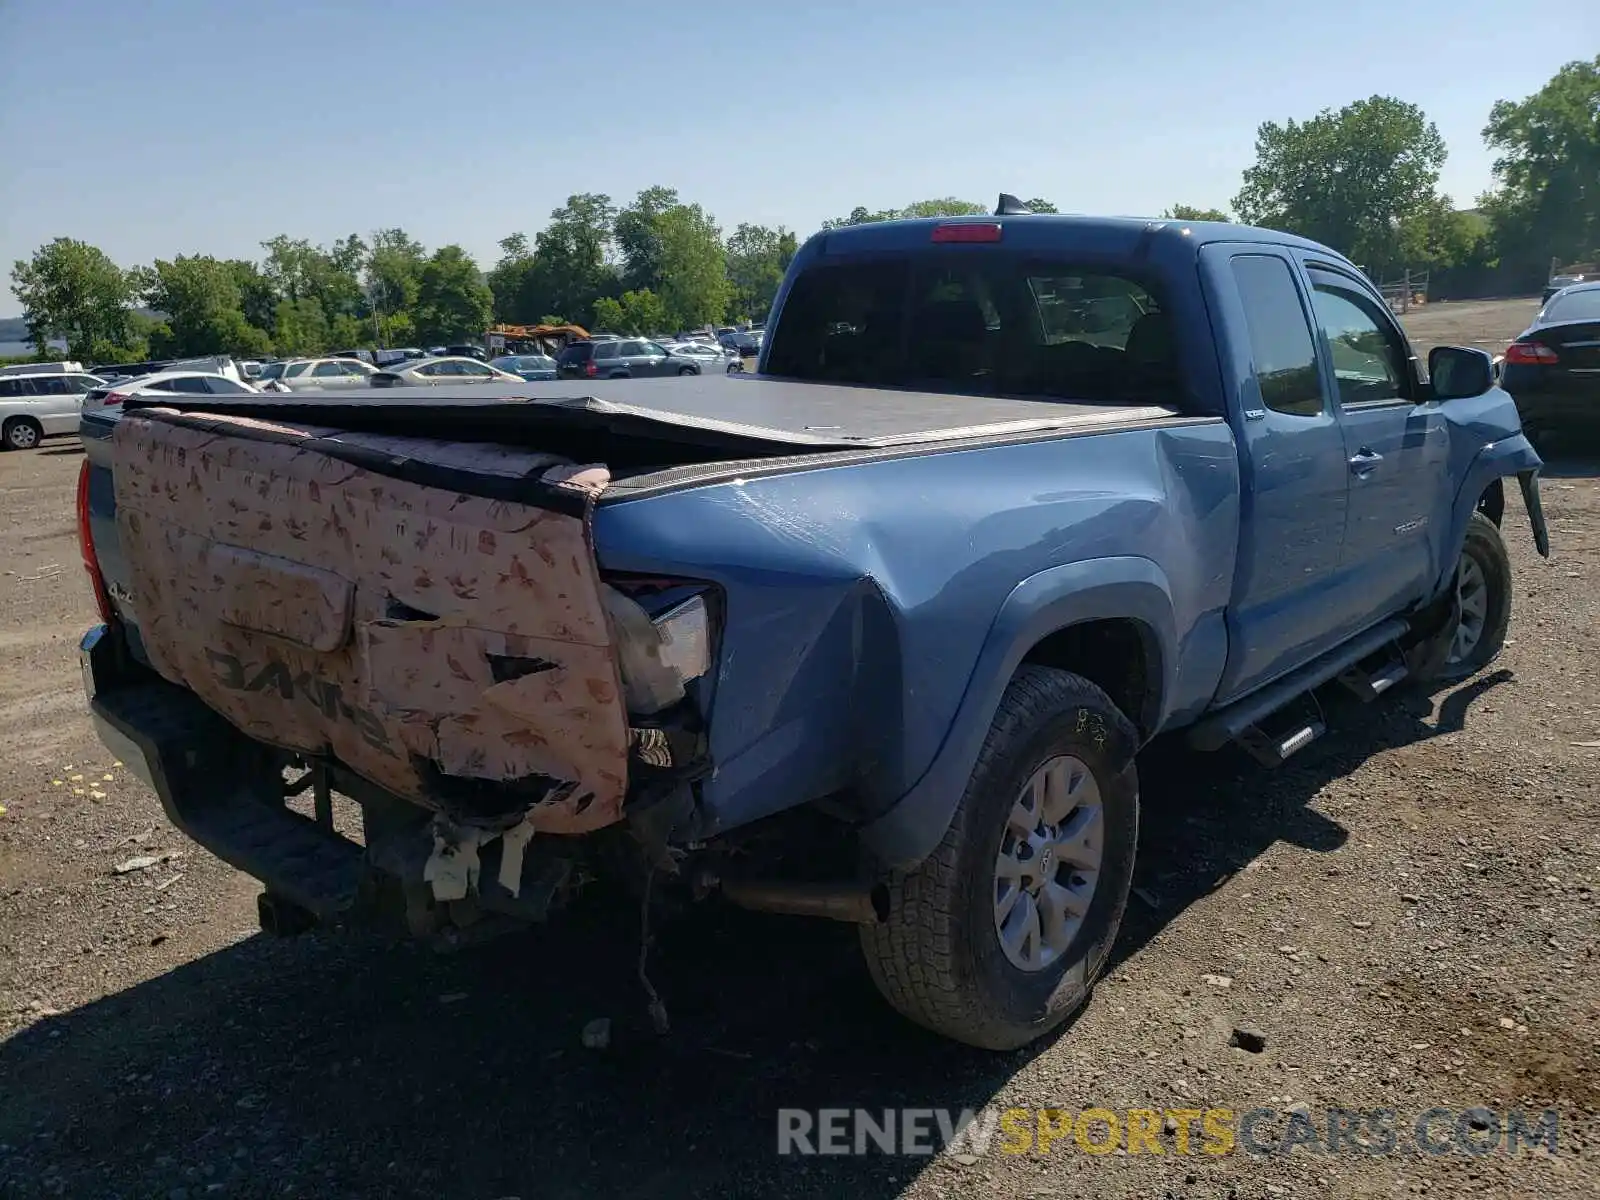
[776,1106,1560,1158]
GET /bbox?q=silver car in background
[257,358,377,392]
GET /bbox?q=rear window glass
[1545,289,1600,322]
[557,343,594,363]
[764,253,1179,403]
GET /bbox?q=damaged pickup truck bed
[77,211,1549,1050]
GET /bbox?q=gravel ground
[2,304,1596,1198]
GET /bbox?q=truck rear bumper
[81,623,571,929]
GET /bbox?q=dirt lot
[2,300,1596,1199]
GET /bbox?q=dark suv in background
[555,338,704,379]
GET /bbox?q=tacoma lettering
[205,649,396,756]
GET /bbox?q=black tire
[677,365,697,376]
[3,417,43,451]
[1415,510,1513,684]
[861,666,1139,1050]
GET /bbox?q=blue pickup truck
[76,205,1548,1050]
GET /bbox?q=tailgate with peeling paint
[110,407,630,834]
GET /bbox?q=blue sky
[2,0,1595,315]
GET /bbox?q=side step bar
[1187,617,1408,753]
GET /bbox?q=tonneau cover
[130,375,1180,454]
[111,407,630,835]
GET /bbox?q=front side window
[312,361,345,378]
[284,362,311,378]
[1309,275,1409,406]
[1228,255,1324,417]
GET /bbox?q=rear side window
[285,362,311,378]
[764,253,1179,403]
[1545,289,1600,322]
[594,342,620,360]
[1228,256,1324,417]
[0,379,24,398]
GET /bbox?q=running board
[1187,618,1408,753]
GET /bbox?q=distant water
[0,340,48,357]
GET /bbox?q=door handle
[1349,449,1383,477]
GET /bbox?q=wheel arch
[860,556,1176,869]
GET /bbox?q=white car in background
[80,371,260,419]
[256,357,377,391]
[368,356,522,387]
[663,341,742,374]
[0,371,106,449]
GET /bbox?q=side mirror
[1428,345,1494,401]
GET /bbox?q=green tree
[725,223,797,320]
[591,289,669,335]
[1480,56,1600,276]
[226,259,278,332]
[9,238,142,360]
[487,233,536,322]
[1163,204,1231,222]
[1233,96,1450,273]
[262,235,364,330]
[414,245,493,344]
[654,204,731,330]
[272,298,329,356]
[1023,198,1059,214]
[614,186,682,294]
[523,194,619,328]
[145,255,272,357]
[364,227,427,341]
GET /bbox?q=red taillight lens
[102,390,129,407]
[1504,341,1559,365]
[584,359,598,377]
[931,222,1003,243]
[76,459,114,623]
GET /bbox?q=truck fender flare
[860,555,1178,870]
[1430,434,1547,599]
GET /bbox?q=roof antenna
[995,193,1033,216]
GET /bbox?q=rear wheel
[3,417,42,451]
[861,667,1139,1050]
[677,366,697,376]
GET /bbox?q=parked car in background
[369,356,522,387]
[488,354,559,381]
[664,341,741,373]
[80,371,259,418]
[257,358,377,392]
[329,349,375,364]
[555,338,705,379]
[374,348,426,367]
[0,371,104,449]
[445,344,489,361]
[719,330,763,356]
[1501,281,1600,450]
[1543,266,1594,305]
[0,360,86,378]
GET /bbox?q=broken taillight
[76,459,114,623]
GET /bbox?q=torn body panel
[111,408,630,834]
